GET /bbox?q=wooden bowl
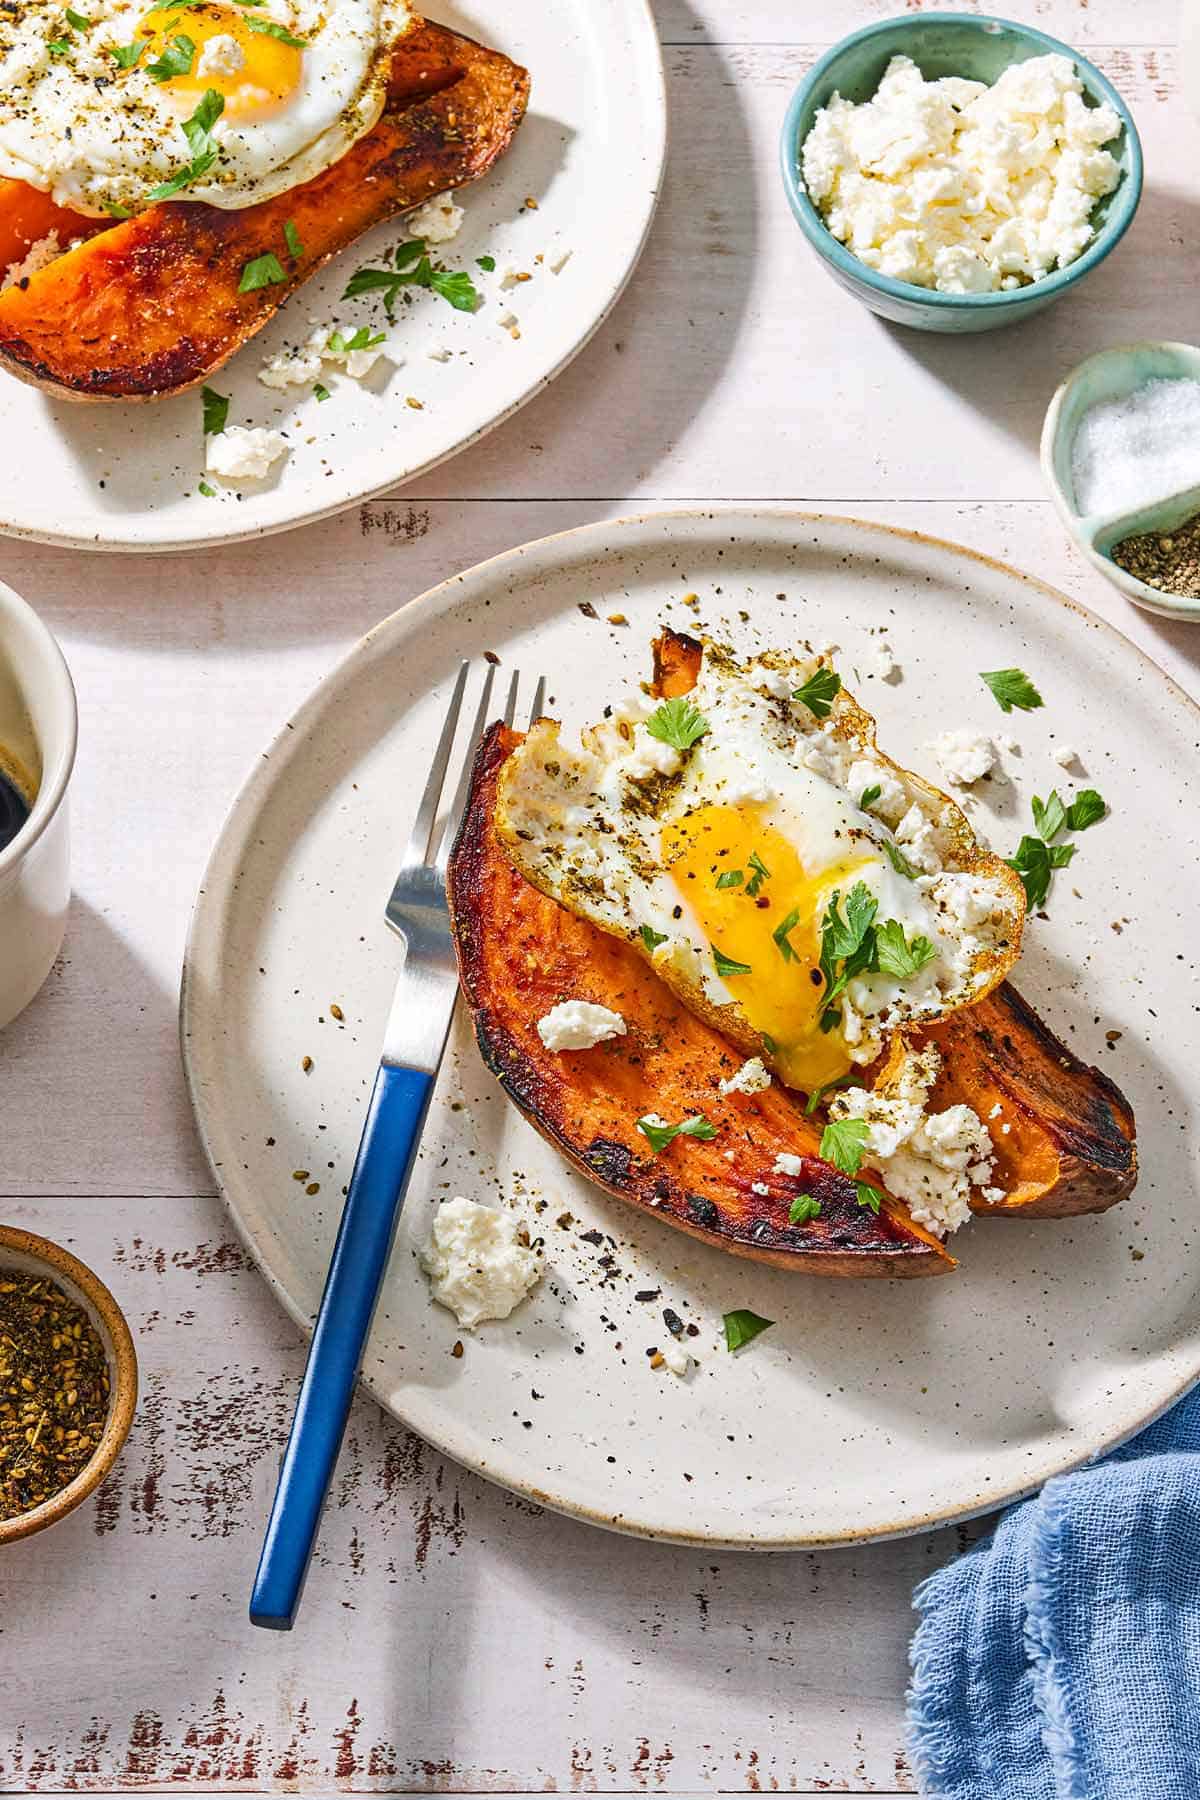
[0,1225,137,1545]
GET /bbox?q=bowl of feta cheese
[780,13,1142,333]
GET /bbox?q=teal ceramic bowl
[1041,341,1200,622]
[780,13,1143,334]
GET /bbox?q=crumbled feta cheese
[1054,744,1081,769]
[773,1151,805,1178]
[196,32,245,78]
[981,1186,1006,1205]
[847,758,907,822]
[989,1102,1003,1119]
[623,731,682,781]
[426,346,453,362]
[895,801,944,874]
[3,230,60,290]
[205,426,289,482]
[259,324,386,390]
[801,52,1122,294]
[928,729,997,788]
[420,1197,541,1330]
[873,642,899,681]
[751,664,794,701]
[751,1180,770,1197]
[536,1000,627,1052]
[829,1046,1000,1238]
[719,1056,772,1097]
[660,1338,690,1376]
[406,193,465,244]
[549,249,573,275]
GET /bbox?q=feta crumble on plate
[928,729,997,788]
[205,426,289,482]
[420,1196,541,1330]
[406,193,466,244]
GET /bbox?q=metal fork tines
[381,661,544,1071]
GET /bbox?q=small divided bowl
[1041,341,1200,623]
[780,13,1143,334]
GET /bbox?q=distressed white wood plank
[0,1193,963,1793]
[2,495,1197,1206]
[392,42,1191,508]
[653,0,1176,46]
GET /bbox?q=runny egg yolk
[661,804,871,1095]
[137,4,303,121]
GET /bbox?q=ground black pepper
[0,1270,110,1519]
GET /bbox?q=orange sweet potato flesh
[448,722,952,1278]
[0,22,529,400]
[655,628,1137,1219]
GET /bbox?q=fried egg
[496,637,1025,1096]
[0,0,416,216]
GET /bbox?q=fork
[249,659,545,1631]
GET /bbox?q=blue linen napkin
[908,1386,1200,1800]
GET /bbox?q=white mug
[0,580,77,1029]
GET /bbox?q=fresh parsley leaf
[772,905,802,963]
[715,869,743,890]
[712,945,752,979]
[760,1032,777,1055]
[197,479,216,497]
[803,1074,856,1117]
[722,1309,774,1353]
[1006,835,1055,910]
[147,88,224,199]
[342,239,480,320]
[476,254,496,271]
[64,7,90,25]
[283,217,303,261]
[645,696,709,752]
[792,666,841,720]
[981,667,1044,714]
[392,238,426,269]
[110,39,145,65]
[1066,788,1106,832]
[882,838,918,879]
[238,251,286,293]
[313,382,330,402]
[859,783,881,810]
[640,924,668,953]
[201,385,229,435]
[1032,790,1068,843]
[819,1116,870,1177]
[46,37,71,54]
[788,1194,822,1225]
[428,267,479,311]
[856,1181,882,1214]
[746,849,771,897]
[818,883,880,1016]
[146,31,194,80]
[635,1113,718,1155]
[245,13,307,43]
[103,199,133,218]
[874,918,937,980]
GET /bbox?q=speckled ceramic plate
[182,510,1200,1547]
[0,1,664,553]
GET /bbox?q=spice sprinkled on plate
[0,1270,110,1520]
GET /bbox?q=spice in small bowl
[1110,513,1200,601]
[0,1226,137,1544]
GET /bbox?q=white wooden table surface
[2,1,1196,1792]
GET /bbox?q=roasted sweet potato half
[922,987,1137,1216]
[654,626,1138,1221]
[0,21,529,401]
[449,722,952,1278]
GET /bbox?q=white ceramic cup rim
[0,580,77,881]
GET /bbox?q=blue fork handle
[249,1061,433,1630]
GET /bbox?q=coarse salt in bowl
[779,13,1143,334]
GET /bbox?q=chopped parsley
[980,667,1044,714]
[746,849,770,897]
[817,882,878,1026]
[640,924,668,953]
[859,783,881,810]
[722,1309,774,1353]
[328,325,384,352]
[819,1116,870,1176]
[715,869,743,890]
[804,1073,857,1117]
[855,1181,882,1214]
[146,32,195,80]
[245,13,307,41]
[1067,788,1106,831]
[476,254,496,272]
[1007,786,1107,909]
[197,479,216,497]
[147,88,224,201]
[788,1194,822,1225]
[201,385,229,435]
[238,251,286,293]
[882,838,918,879]
[313,382,331,401]
[771,905,802,963]
[110,39,145,65]
[645,695,709,752]
[1032,790,1067,842]
[283,218,303,261]
[343,237,481,320]
[635,1113,718,1155]
[874,918,936,980]
[712,945,751,979]
[64,6,90,24]
[792,666,841,720]
[46,37,71,53]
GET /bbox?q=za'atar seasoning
[0,1270,110,1519]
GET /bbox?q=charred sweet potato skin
[448,723,951,1278]
[923,986,1137,1216]
[0,23,529,400]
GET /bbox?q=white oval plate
[0,1,664,553]
[182,510,1200,1547]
